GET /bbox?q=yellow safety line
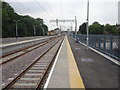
[66,36,85,88]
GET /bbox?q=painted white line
[14,73,18,76]
[74,48,81,50]
[89,47,120,66]
[1,83,5,86]
[8,78,14,80]
[44,38,65,88]
[71,37,120,66]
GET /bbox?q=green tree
[78,22,86,34]
[104,24,118,34]
[42,24,48,35]
[78,21,119,35]
[2,1,48,38]
[89,22,104,34]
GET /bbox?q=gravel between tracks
[2,37,62,87]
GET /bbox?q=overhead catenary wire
[35,0,53,19]
[19,0,53,20]
[43,1,56,19]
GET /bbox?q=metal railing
[71,34,120,61]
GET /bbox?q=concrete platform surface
[68,36,119,89]
[1,36,45,44]
[45,36,85,88]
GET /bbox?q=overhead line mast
[50,16,77,33]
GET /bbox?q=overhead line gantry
[50,16,77,39]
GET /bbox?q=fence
[71,34,120,61]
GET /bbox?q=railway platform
[44,36,85,88]
[1,35,119,89]
[44,36,119,89]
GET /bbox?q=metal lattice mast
[50,17,77,35]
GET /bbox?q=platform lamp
[40,23,44,36]
[13,20,20,39]
[33,25,37,37]
[86,0,89,49]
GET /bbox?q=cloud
[4,0,119,30]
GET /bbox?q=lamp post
[71,23,73,37]
[75,16,77,41]
[13,20,20,39]
[33,25,37,37]
[86,0,89,49]
[40,23,45,36]
[43,29,45,36]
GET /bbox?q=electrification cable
[44,1,56,19]
[35,0,53,19]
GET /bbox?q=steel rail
[2,37,64,89]
[0,36,60,65]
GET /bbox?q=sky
[4,0,120,31]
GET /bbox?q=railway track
[0,36,59,65]
[2,36,64,89]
